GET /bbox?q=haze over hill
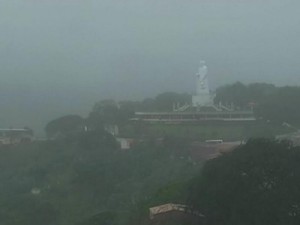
[0,0,300,134]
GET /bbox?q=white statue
[196,60,209,95]
[192,60,213,107]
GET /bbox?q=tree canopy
[256,87,300,124]
[215,83,300,125]
[45,115,84,138]
[189,139,300,225]
[215,82,276,109]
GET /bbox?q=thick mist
[0,0,299,135]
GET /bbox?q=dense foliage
[7,82,300,225]
[215,82,300,125]
[46,84,300,139]
[90,92,191,116]
[257,87,300,124]
[215,82,276,108]
[0,133,201,225]
[45,115,85,138]
[189,139,300,225]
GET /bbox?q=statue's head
[200,60,206,67]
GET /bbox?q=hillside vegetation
[189,139,300,225]
[0,131,201,225]
[2,82,300,225]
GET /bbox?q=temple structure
[131,61,256,123]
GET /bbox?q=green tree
[91,99,120,124]
[215,82,276,109]
[215,82,249,108]
[189,139,300,225]
[139,98,156,112]
[45,115,84,138]
[87,99,135,128]
[255,87,300,124]
[247,83,276,103]
[77,211,117,225]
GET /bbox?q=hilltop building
[132,61,256,123]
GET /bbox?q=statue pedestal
[192,94,213,107]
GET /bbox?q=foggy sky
[0,0,300,135]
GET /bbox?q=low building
[116,138,135,150]
[149,203,205,225]
[277,131,300,146]
[0,128,34,145]
[132,111,256,123]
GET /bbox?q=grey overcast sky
[0,0,300,134]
